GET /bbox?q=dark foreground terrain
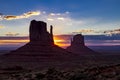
[0,51,120,80]
[0,63,120,80]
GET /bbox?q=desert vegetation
[0,64,120,80]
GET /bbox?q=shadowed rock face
[71,34,85,47]
[5,20,73,57]
[1,20,97,68]
[29,20,53,45]
[67,34,96,55]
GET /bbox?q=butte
[1,20,78,68]
[1,20,96,68]
[5,20,74,57]
[66,34,97,55]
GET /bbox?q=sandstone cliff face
[66,34,96,55]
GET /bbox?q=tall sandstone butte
[66,34,96,55]
[2,20,96,68]
[29,20,54,45]
[5,20,72,56]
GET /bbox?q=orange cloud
[4,11,40,20]
[0,40,29,43]
[5,32,20,36]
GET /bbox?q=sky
[0,0,120,36]
[0,0,120,51]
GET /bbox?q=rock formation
[5,20,74,57]
[1,20,96,69]
[50,25,54,44]
[66,34,96,55]
[71,34,85,46]
[29,20,53,45]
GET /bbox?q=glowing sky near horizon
[0,36,67,48]
[0,0,120,36]
[0,36,120,49]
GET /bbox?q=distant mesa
[66,34,96,55]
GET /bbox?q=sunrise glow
[53,36,67,47]
[0,36,68,47]
[0,40,29,43]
